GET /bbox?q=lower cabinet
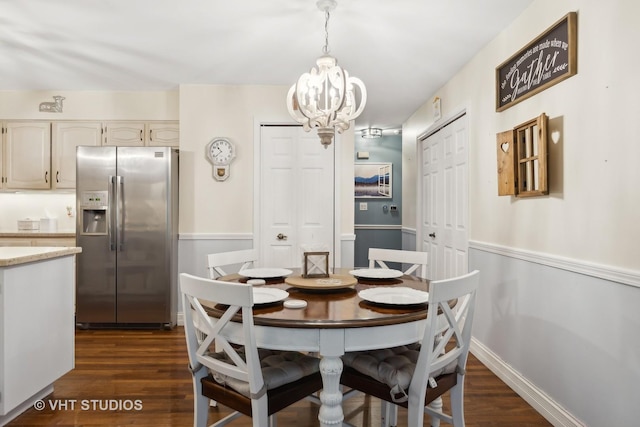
[0,253,76,423]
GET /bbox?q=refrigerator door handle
[116,175,125,252]
[109,176,117,251]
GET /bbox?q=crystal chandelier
[286,0,367,148]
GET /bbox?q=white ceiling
[0,0,533,131]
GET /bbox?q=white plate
[358,287,429,305]
[349,268,404,280]
[238,268,293,279]
[252,288,289,305]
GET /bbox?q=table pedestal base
[318,356,344,426]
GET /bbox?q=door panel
[262,130,297,267]
[260,126,334,268]
[421,114,468,280]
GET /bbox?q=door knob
[276,233,288,240]
[429,232,436,238]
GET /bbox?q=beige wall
[0,90,178,119]
[178,84,355,236]
[403,0,640,271]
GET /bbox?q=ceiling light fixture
[361,128,382,139]
[286,0,367,148]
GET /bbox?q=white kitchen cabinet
[0,238,33,247]
[0,129,2,187]
[52,122,103,189]
[0,120,178,191]
[148,122,179,147]
[0,247,79,425]
[104,121,179,147]
[103,121,145,146]
[1,122,51,190]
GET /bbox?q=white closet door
[259,126,335,269]
[420,114,468,280]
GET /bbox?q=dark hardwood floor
[9,328,551,426]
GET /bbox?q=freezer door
[76,146,117,323]
[115,147,175,324]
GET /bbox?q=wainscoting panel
[402,227,417,251]
[469,243,640,427]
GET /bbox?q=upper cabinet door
[4,121,51,190]
[52,122,103,189]
[147,122,179,147]
[103,122,145,146]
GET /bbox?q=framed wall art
[496,12,577,112]
[354,162,392,198]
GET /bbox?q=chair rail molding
[179,233,253,240]
[469,240,640,289]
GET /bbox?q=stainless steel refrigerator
[75,146,178,328]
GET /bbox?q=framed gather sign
[496,12,577,112]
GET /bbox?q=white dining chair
[180,273,323,427]
[340,270,480,427]
[368,247,429,278]
[207,248,258,279]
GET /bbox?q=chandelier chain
[323,10,330,54]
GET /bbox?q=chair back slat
[408,270,479,406]
[207,249,258,279]
[368,248,429,279]
[180,273,264,395]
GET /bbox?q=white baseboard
[176,311,184,326]
[470,338,585,427]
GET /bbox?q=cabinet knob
[429,232,436,238]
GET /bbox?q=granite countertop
[0,246,82,267]
[0,231,76,238]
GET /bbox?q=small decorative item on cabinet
[496,113,549,197]
[39,95,65,113]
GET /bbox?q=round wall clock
[206,137,236,181]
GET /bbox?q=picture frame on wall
[354,162,392,198]
[495,12,577,111]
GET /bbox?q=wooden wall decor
[496,113,549,197]
[497,130,516,196]
[496,12,577,112]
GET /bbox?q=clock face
[207,138,235,165]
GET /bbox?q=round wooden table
[205,268,431,427]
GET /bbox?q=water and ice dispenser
[79,191,109,235]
